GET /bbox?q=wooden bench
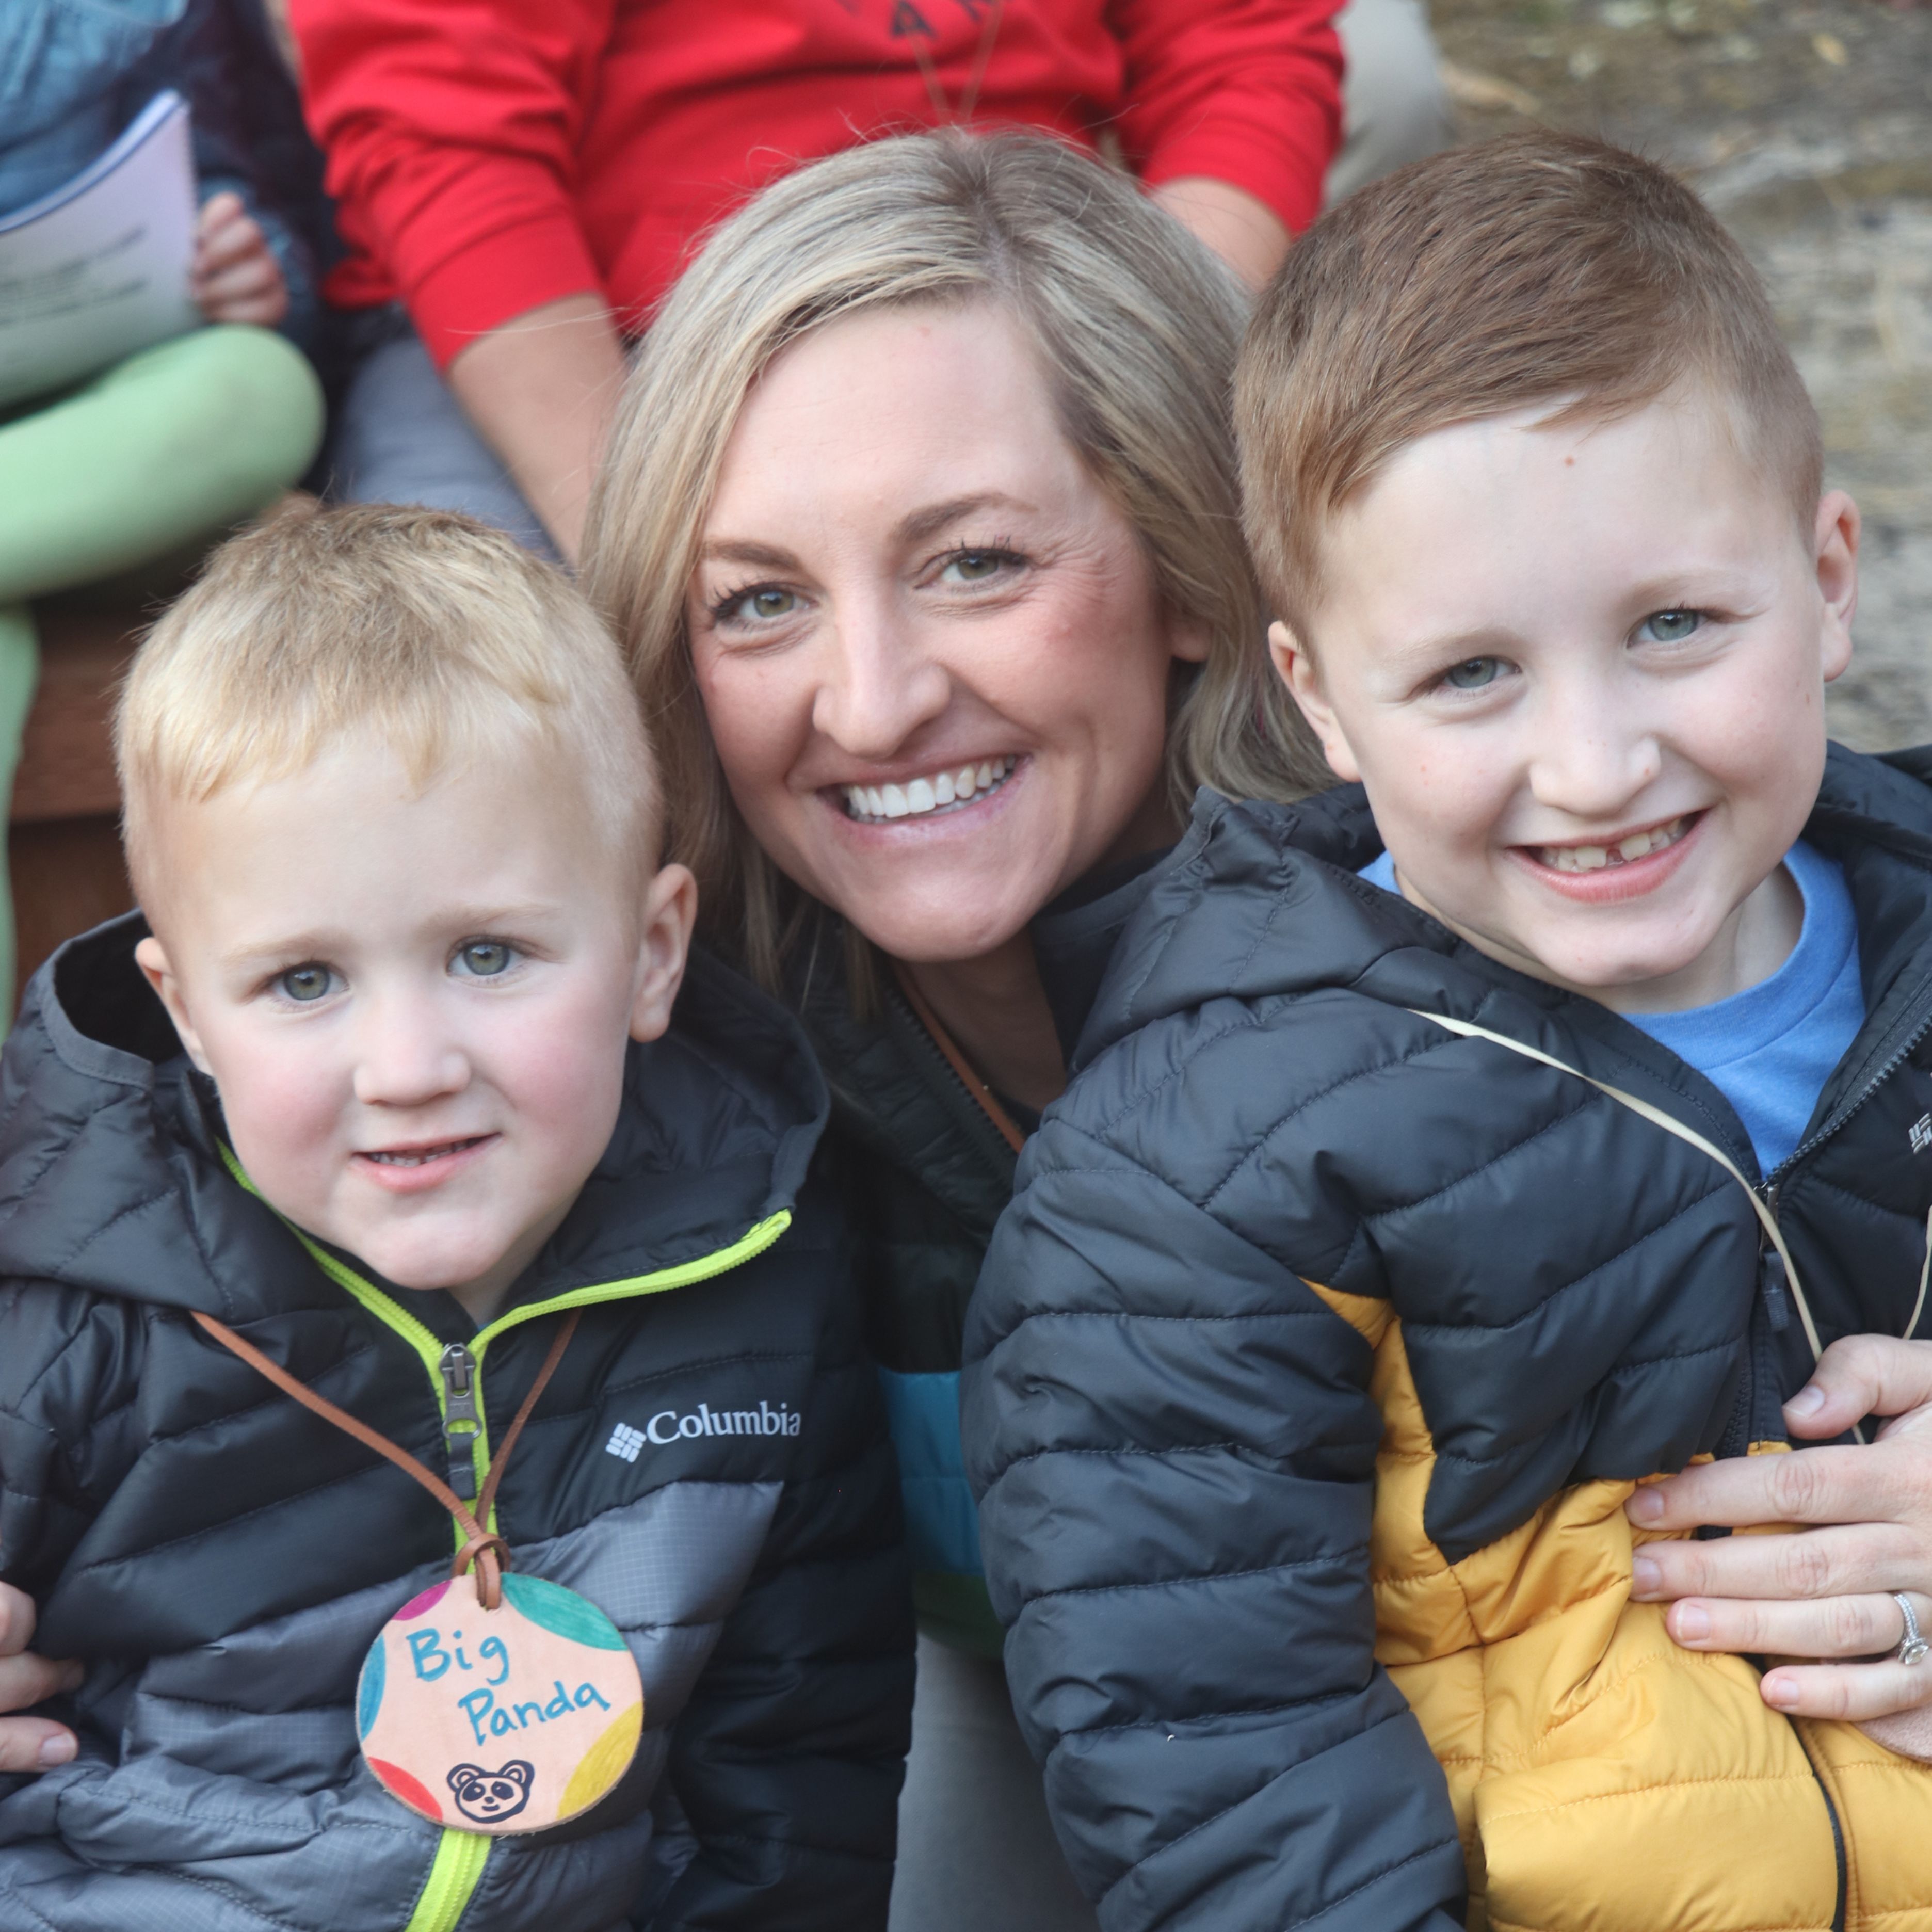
[9,592,140,1001]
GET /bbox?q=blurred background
[1434,0,1932,748]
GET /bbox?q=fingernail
[1631,1555,1662,1597]
[1764,1676,1799,1710]
[1674,1604,1710,1640]
[1627,1487,1664,1525]
[36,1733,74,1767]
[1786,1384,1826,1418]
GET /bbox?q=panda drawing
[447,1760,536,1825]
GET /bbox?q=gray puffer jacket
[0,915,912,1932]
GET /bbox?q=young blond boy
[0,505,910,1931]
[964,135,1932,1931]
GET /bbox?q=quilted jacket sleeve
[961,1115,1466,1932]
[651,1284,914,1929]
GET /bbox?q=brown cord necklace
[907,0,1007,126]
[195,1307,644,1834]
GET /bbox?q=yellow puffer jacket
[1321,1281,1932,1932]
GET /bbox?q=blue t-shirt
[1358,840,1864,1175]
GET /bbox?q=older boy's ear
[1268,620,1361,783]
[629,864,698,1044]
[133,935,214,1075]
[1814,489,1859,684]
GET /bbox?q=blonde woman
[580,130,1324,1927]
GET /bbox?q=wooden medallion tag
[358,1570,643,1834]
[188,1308,638,1836]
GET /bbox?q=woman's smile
[838,755,1020,824]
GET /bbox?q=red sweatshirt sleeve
[1106,0,1345,236]
[289,0,616,369]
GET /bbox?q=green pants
[0,325,324,1016]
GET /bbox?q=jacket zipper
[1761,997,1932,1192]
[210,1143,792,1932]
[1792,1719,1850,1932]
[438,1344,482,1501]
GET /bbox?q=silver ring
[1894,1593,1929,1667]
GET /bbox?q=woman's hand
[1627,1335,1932,1751]
[192,192,290,329]
[0,1582,80,1772]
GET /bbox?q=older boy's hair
[115,503,660,904]
[1236,132,1822,634]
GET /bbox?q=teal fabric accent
[878,1366,981,1576]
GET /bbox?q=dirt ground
[1432,0,1932,748]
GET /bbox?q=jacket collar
[1077,745,1932,1180]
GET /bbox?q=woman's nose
[810,604,952,759]
[350,996,471,1108]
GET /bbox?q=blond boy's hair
[583,129,1329,992]
[1236,132,1822,636]
[115,503,659,905]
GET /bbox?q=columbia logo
[603,1400,802,1454]
[1913,1114,1932,1155]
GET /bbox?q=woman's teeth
[843,756,1019,823]
[1536,815,1690,874]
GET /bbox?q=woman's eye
[718,585,796,623]
[1639,608,1703,643]
[455,941,513,978]
[943,550,1006,584]
[1443,657,1503,690]
[277,963,333,1003]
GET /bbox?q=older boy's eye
[1639,608,1702,643]
[277,963,333,1003]
[1444,657,1502,690]
[455,941,513,978]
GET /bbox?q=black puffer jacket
[793,871,1166,1656]
[0,916,912,1932]
[963,745,1932,1932]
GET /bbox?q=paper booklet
[0,90,199,409]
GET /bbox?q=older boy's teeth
[842,756,1018,822]
[1537,816,1687,872]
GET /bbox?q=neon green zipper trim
[212,1142,793,1932]
[404,1826,492,1932]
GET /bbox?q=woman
[581,128,1322,1926]
[4,125,1929,1915]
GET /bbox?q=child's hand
[191,191,289,328]
[0,1582,81,1772]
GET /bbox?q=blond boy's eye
[1640,609,1702,643]
[1444,657,1502,690]
[456,941,512,977]
[278,964,332,1003]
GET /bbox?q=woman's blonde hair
[582,128,1325,986]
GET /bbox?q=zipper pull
[439,1342,481,1500]
[1760,1248,1791,1335]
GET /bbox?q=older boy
[964,135,1932,1931]
[0,505,910,1930]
